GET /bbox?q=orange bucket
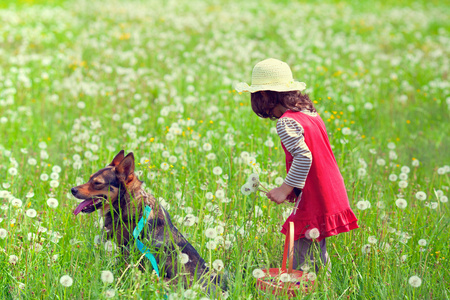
[256,222,314,297]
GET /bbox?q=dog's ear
[115,152,135,183]
[109,150,125,167]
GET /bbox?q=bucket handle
[281,222,295,274]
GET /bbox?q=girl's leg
[319,238,332,274]
[292,237,313,270]
[293,238,331,273]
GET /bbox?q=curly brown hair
[251,90,316,120]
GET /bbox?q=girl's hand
[266,183,294,204]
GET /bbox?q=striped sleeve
[276,117,312,189]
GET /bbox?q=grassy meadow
[0,0,449,299]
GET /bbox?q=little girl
[235,58,359,272]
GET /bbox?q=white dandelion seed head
[212,166,223,176]
[101,270,114,284]
[437,167,446,175]
[389,174,398,182]
[212,259,224,271]
[11,198,22,208]
[215,225,224,235]
[440,195,448,203]
[356,200,368,210]
[179,253,189,264]
[302,264,311,272]
[274,177,284,185]
[247,173,260,184]
[307,272,317,281]
[389,150,398,160]
[105,289,116,298]
[376,159,386,166]
[435,190,444,197]
[104,241,117,252]
[214,235,224,244]
[364,102,373,110]
[396,198,408,209]
[412,159,420,167]
[408,275,422,288]
[47,198,59,209]
[206,240,217,250]
[240,151,250,160]
[279,273,291,282]
[252,268,265,279]
[183,214,196,227]
[33,243,43,252]
[202,143,212,151]
[52,165,62,173]
[183,289,197,299]
[0,191,11,198]
[381,242,391,251]
[8,168,18,176]
[418,239,427,246]
[205,228,218,239]
[206,153,216,160]
[26,209,37,218]
[342,127,351,135]
[399,172,408,180]
[361,244,371,254]
[9,255,18,264]
[254,205,263,218]
[50,180,59,188]
[387,142,396,149]
[59,275,73,287]
[224,240,232,250]
[357,168,367,177]
[398,180,408,189]
[0,228,8,239]
[27,233,36,241]
[400,254,407,262]
[215,189,225,199]
[368,236,377,244]
[415,191,427,201]
[160,162,169,171]
[77,101,86,109]
[306,228,320,240]
[387,227,396,233]
[401,166,410,173]
[264,139,275,147]
[376,201,386,209]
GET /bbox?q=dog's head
[71,150,136,215]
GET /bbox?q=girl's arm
[267,117,312,204]
[276,117,312,190]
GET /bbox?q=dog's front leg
[149,242,180,280]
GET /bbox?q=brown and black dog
[71,150,222,292]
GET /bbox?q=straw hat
[235,58,306,93]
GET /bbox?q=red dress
[279,110,359,241]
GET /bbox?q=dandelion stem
[259,183,270,192]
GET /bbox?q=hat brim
[234,81,307,93]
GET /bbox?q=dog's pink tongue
[73,199,94,215]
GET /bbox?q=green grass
[0,0,449,299]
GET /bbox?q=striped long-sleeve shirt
[276,114,315,189]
